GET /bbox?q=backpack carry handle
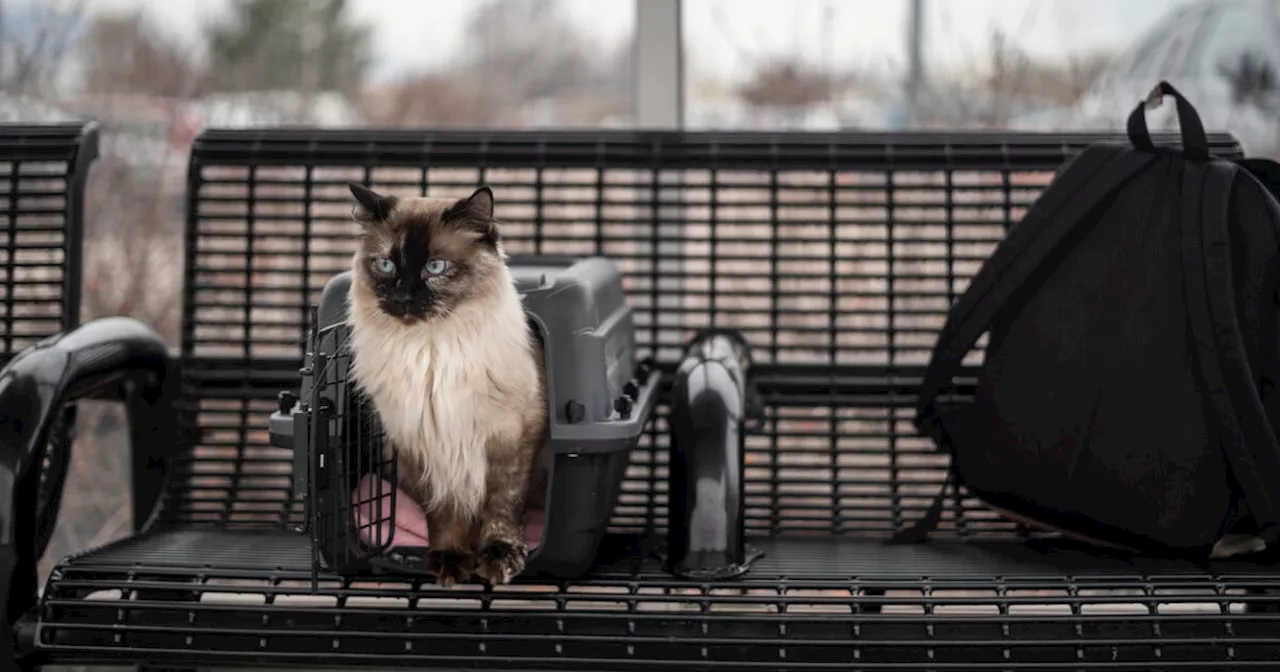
[1127,80,1210,161]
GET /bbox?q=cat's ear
[443,186,499,247]
[348,182,397,225]
[452,186,494,220]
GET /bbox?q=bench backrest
[172,129,1243,536]
[0,122,99,359]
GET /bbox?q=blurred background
[3,0,1277,606]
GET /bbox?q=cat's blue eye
[374,258,396,274]
[425,258,449,276]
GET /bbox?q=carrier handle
[1127,80,1210,161]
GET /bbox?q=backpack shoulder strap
[890,146,1155,544]
[1184,160,1280,544]
[1236,158,1280,195]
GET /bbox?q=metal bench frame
[15,128,1280,670]
[0,121,100,666]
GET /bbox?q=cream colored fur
[345,254,542,520]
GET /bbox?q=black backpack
[901,81,1280,557]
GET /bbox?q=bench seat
[36,530,1280,669]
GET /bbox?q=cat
[343,182,549,587]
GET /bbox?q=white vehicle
[1023,0,1280,155]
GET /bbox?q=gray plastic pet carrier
[269,255,660,580]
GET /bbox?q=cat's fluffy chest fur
[346,264,542,519]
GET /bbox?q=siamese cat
[344,182,548,587]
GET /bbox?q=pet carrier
[270,254,660,580]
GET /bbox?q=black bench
[0,121,100,664]
[16,128,1280,670]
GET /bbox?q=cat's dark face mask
[367,237,444,322]
[349,183,501,324]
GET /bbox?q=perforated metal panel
[171,130,1244,535]
[0,123,98,355]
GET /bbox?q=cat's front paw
[425,548,474,587]
[474,539,527,585]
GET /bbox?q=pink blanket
[352,474,544,550]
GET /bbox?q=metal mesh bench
[0,121,100,665]
[18,128,1280,670]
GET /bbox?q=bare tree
[80,11,205,98]
[0,0,85,96]
[983,28,1033,124]
[983,32,1110,110]
[737,59,834,110]
[463,0,594,113]
[924,27,1114,129]
[1060,52,1112,103]
[366,72,490,127]
[369,0,627,128]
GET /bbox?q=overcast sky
[71,0,1190,83]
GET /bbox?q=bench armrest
[665,328,766,580]
[0,316,174,640]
